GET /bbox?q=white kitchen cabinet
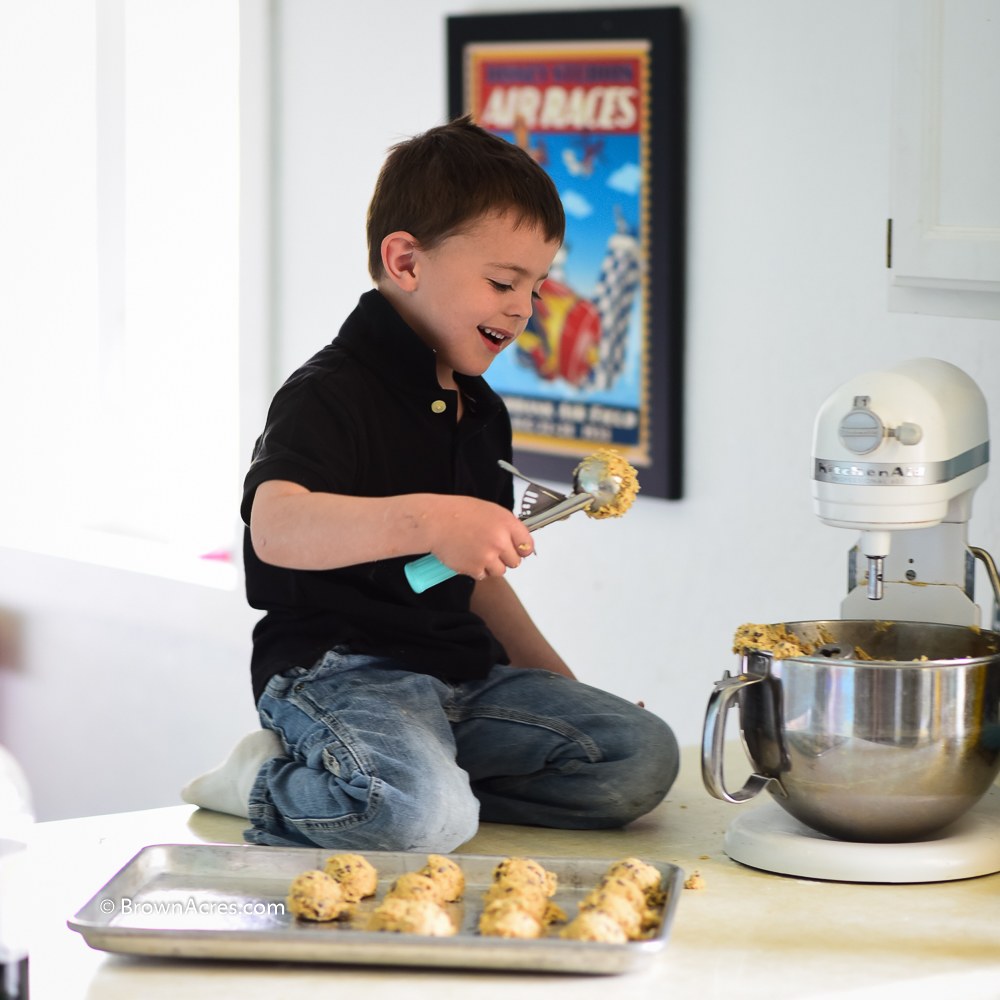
[890,0,1000,320]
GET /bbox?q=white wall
[273,0,1000,747]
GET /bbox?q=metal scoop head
[573,453,623,512]
[573,448,640,518]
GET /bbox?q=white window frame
[0,1,274,591]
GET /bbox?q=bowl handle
[702,667,781,803]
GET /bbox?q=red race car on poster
[517,277,602,388]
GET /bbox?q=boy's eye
[532,290,543,301]
[489,280,513,292]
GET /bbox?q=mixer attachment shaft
[867,556,884,601]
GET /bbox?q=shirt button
[431,400,447,413]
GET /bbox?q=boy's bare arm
[470,575,576,679]
[250,480,533,578]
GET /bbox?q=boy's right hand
[425,496,533,580]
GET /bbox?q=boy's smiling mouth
[477,325,513,353]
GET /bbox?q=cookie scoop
[405,451,639,593]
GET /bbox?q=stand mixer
[704,358,1000,883]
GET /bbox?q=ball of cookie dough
[482,880,548,920]
[366,897,456,936]
[365,897,409,931]
[409,901,456,937]
[586,875,646,911]
[286,870,351,922]
[479,898,544,939]
[491,857,558,896]
[560,910,628,943]
[386,871,441,902]
[418,854,465,902]
[577,449,639,520]
[605,857,661,895]
[324,853,378,902]
[578,890,643,939]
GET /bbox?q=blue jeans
[245,650,679,852]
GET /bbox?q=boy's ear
[381,232,421,292]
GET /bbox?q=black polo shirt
[242,289,513,703]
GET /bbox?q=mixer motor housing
[811,358,995,625]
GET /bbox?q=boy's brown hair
[367,116,565,280]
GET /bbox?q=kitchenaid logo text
[816,460,926,480]
[815,444,987,488]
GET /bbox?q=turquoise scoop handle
[404,553,458,594]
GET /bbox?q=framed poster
[448,8,685,499]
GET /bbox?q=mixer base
[725,786,1000,883]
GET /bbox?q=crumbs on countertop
[684,871,705,890]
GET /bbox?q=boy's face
[379,212,560,378]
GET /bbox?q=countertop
[31,745,1000,1000]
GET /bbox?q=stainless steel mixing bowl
[702,621,1000,842]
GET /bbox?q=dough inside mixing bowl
[733,621,994,663]
[733,623,818,658]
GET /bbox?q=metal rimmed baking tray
[68,844,684,974]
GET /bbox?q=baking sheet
[68,844,684,974]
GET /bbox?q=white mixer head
[812,359,989,599]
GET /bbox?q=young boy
[192,118,678,850]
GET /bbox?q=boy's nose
[508,292,533,319]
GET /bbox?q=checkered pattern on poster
[590,214,642,392]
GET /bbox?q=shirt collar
[336,290,504,421]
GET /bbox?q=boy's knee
[631,707,679,772]
[249,747,480,852]
[602,706,679,825]
[388,767,480,852]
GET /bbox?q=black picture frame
[448,7,685,500]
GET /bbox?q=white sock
[181,729,284,818]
